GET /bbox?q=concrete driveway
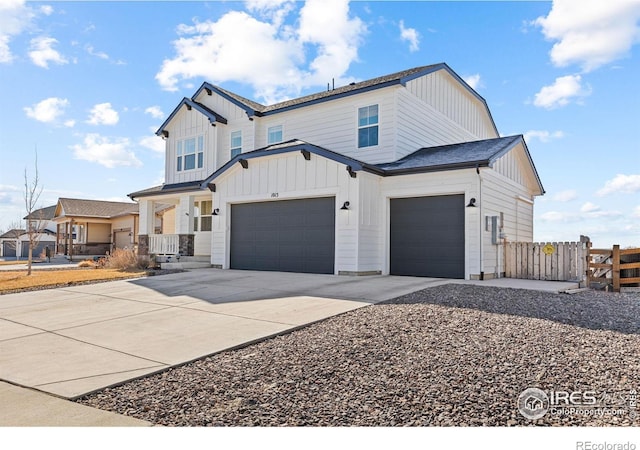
[0,269,444,400]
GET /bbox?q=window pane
[197,152,203,168]
[197,136,204,151]
[358,127,368,148]
[184,154,195,170]
[368,125,379,146]
[200,216,212,232]
[358,107,368,127]
[184,138,196,154]
[230,131,242,148]
[177,141,183,156]
[201,201,212,215]
[368,105,378,124]
[231,148,241,158]
[177,156,182,171]
[268,125,283,144]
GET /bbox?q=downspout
[476,165,483,280]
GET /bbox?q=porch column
[138,199,155,256]
[176,194,195,256]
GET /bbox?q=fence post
[613,244,621,293]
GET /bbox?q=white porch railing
[149,234,179,255]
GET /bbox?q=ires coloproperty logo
[518,388,637,420]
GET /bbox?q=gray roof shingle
[24,205,56,220]
[57,198,138,219]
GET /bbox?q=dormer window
[357,105,379,148]
[267,125,283,145]
[177,136,204,171]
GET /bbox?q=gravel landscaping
[78,284,640,426]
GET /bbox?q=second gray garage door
[390,195,465,278]
[230,197,335,274]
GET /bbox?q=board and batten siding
[405,71,498,140]
[211,152,358,272]
[164,108,217,185]
[355,173,383,272]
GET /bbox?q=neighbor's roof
[0,228,25,239]
[56,198,138,219]
[24,204,56,221]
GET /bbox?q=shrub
[78,259,96,268]
[104,249,143,271]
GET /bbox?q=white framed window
[230,130,242,159]
[193,200,212,232]
[267,125,283,145]
[177,135,204,171]
[357,105,379,148]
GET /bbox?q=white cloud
[87,102,119,126]
[580,202,600,213]
[145,106,164,119]
[463,74,482,90]
[28,36,68,68]
[552,189,578,202]
[533,74,591,109]
[39,5,53,15]
[534,0,640,72]
[156,0,366,103]
[524,130,565,143]
[85,44,109,60]
[632,206,640,218]
[596,174,640,196]
[399,20,420,52]
[0,0,36,64]
[139,135,165,154]
[24,97,69,123]
[71,134,142,168]
[63,119,76,128]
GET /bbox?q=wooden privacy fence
[505,241,587,283]
[587,244,640,292]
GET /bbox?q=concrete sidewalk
[0,269,577,426]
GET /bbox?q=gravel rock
[78,284,640,426]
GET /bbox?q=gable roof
[55,198,138,219]
[24,205,56,221]
[192,63,498,134]
[156,98,228,137]
[0,228,25,239]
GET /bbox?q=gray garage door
[390,195,465,278]
[2,242,16,257]
[231,197,335,274]
[21,241,54,258]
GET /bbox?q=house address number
[271,192,279,198]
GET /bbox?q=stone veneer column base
[138,235,149,256]
[178,234,194,256]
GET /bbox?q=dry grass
[0,268,146,294]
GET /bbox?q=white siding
[194,232,211,256]
[492,143,540,194]
[405,70,497,140]
[211,152,357,272]
[164,108,217,184]
[252,88,399,164]
[395,88,477,159]
[356,173,383,272]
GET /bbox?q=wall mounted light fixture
[466,198,477,207]
[340,201,350,210]
[211,208,220,216]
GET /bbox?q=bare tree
[23,152,45,276]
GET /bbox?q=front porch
[137,194,213,259]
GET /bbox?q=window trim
[267,124,284,145]
[357,104,379,149]
[194,200,213,232]
[176,135,204,172]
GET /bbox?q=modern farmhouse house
[130,63,544,279]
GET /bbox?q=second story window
[177,136,204,171]
[357,105,379,148]
[230,131,242,158]
[267,125,283,145]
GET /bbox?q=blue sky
[0,0,638,247]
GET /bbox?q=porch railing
[149,234,179,255]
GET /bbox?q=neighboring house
[130,63,544,279]
[52,198,139,259]
[0,229,25,258]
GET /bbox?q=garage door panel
[231,197,335,274]
[390,195,464,279]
